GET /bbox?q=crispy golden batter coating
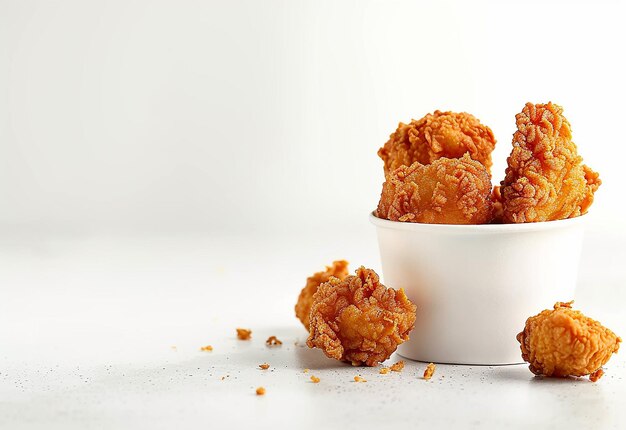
[390,361,405,372]
[423,363,436,380]
[236,328,251,340]
[306,267,416,367]
[265,336,282,346]
[376,154,493,224]
[295,260,349,330]
[491,185,504,224]
[501,102,601,223]
[378,110,496,175]
[517,301,621,381]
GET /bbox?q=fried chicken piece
[378,110,496,175]
[490,185,504,224]
[295,260,349,330]
[376,154,493,224]
[517,301,621,381]
[306,267,416,366]
[501,102,601,223]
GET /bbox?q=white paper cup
[370,212,585,365]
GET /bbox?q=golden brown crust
[295,261,349,330]
[490,185,504,224]
[390,361,405,372]
[265,336,282,346]
[306,267,416,367]
[501,102,601,223]
[589,369,604,382]
[516,301,621,380]
[376,154,493,224]
[236,328,251,340]
[378,110,496,175]
[423,363,436,380]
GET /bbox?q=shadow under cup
[370,212,586,365]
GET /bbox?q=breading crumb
[303,368,309,373]
[379,367,390,374]
[200,345,213,352]
[590,369,604,382]
[423,363,436,380]
[236,328,252,340]
[256,387,266,395]
[354,376,367,383]
[390,361,405,372]
[259,363,270,370]
[310,375,320,383]
[266,336,283,346]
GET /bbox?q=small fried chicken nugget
[306,267,416,366]
[501,102,601,223]
[295,260,349,330]
[378,110,496,175]
[376,154,493,224]
[517,301,621,381]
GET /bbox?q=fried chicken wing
[378,110,496,175]
[306,267,416,366]
[376,154,493,224]
[517,301,621,381]
[501,102,601,223]
[295,260,349,330]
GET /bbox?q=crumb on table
[590,369,604,382]
[354,376,367,383]
[390,361,405,372]
[303,368,309,373]
[379,367,390,374]
[200,345,213,352]
[256,387,266,395]
[310,375,320,383]
[237,328,252,340]
[423,363,436,380]
[259,363,270,370]
[266,336,283,346]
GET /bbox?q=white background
[2,1,626,429]
[1,0,624,237]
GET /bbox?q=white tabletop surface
[1,229,625,429]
